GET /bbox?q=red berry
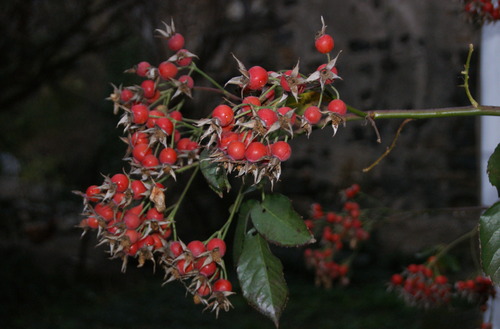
[131,180,147,200]
[391,273,404,286]
[130,131,148,146]
[435,275,448,285]
[158,61,178,80]
[245,141,268,162]
[227,141,246,160]
[270,141,292,161]
[304,106,322,124]
[196,257,217,277]
[146,208,164,221]
[94,203,114,221]
[132,143,153,162]
[156,117,174,135]
[278,106,297,124]
[131,104,149,125]
[315,34,334,54]
[317,64,338,84]
[124,229,140,244]
[206,238,227,257]
[142,154,160,168]
[176,49,193,66]
[111,173,129,192]
[212,105,234,127]
[147,109,166,128]
[170,241,184,258]
[248,66,268,90]
[187,240,206,257]
[280,69,300,92]
[136,61,151,77]
[257,108,278,128]
[159,147,178,165]
[213,279,232,292]
[85,216,100,229]
[124,212,141,230]
[141,80,156,99]
[218,131,239,150]
[241,96,261,114]
[178,75,194,88]
[176,259,195,275]
[169,110,183,122]
[168,33,185,52]
[120,88,134,103]
[85,185,100,202]
[327,99,347,115]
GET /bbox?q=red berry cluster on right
[303,184,370,288]
[389,261,496,322]
[463,0,500,23]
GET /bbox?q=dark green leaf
[487,143,500,196]
[250,193,315,247]
[237,232,288,328]
[233,199,258,265]
[479,201,500,284]
[199,149,230,197]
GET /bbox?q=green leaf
[237,232,288,328]
[479,201,500,284]
[233,199,258,265]
[487,143,500,196]
[199,149,230,197]
[250,193,315,247]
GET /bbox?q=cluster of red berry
[76,19,235,316]
[464,0,500,23]
[389,262,496,312]
[196,17,346,185]
[303,184,370,288]
[76,16,349,317]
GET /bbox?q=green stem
[168,166,200,241]
[462,44,479,108]
[191,63,240,101]
[345,105,500,121]
[430,227,478,265]
[217,183,245,240]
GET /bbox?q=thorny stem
[168,166,200,241]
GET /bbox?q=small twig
[362,118,413,172]
[461,44,479,108]
[366,116,382,143]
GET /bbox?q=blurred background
[0,1,489,328]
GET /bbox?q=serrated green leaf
[237,232,288,328]
[199,149,230,197]
[250,193,315,247]
[479,201,500,284]
[487,143,500,196]
[233,199,258,265]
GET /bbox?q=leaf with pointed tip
[250,193,315,247]
[199,149,230,197]
[480,201,500,284]
[237,232,288,328]
[487,143,500,196]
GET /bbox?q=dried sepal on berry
[306,52,342,90]
[281,60,306,101]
